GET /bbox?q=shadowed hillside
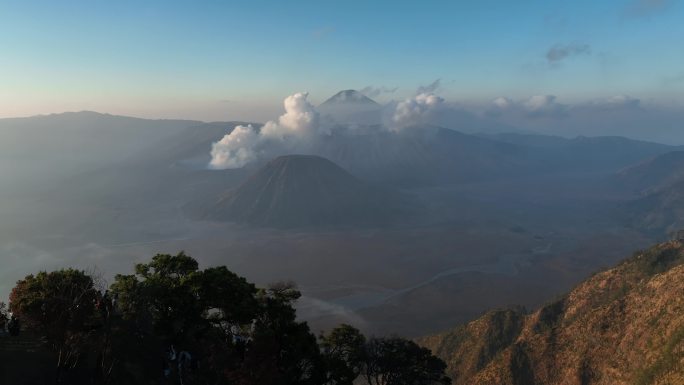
[617,150,684,194]
[616,151,684,233]
[622,180,684,234]
[419,240,684,385]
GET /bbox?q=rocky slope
[419,241,684,385]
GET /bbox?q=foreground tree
[364,337,451,385]
[9,269,99,383]
[6,253,451,385]
[110,252,261,383]
[110,253,323,385]
[320,325,450,385]
[320,324,367,385]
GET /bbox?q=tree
[110,252,231,383]
[110,252,279,384]
[231,281,324,385]
[118,251,204,340]
[9,269,99,383]
[320,324,367,385]
[3,253,452,385]
[364,337,451,385]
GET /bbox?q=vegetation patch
[634,326,684,385]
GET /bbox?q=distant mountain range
[311,126,535,186]
[5,101,683,235]
[419,240,684,385]
[205,155,413,228]
[484,133,673,172]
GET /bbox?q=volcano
[206,155,411,228]
[319,89,381,107]
[318,90,382,125]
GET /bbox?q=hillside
[0,111,200,192]
[621,180,684,234]
[313,127,537,186]
[485,133,673,173]
[614,151,684,234]
[419,241,684,385]
[617,151,684,194]
[205,154,411,228]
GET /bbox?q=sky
[0,0,683,122]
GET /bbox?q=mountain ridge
[419,240,684,385]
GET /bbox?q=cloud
[546,43,591,64]
[481,93,684,143]
[524,95,568,117]
[601,95,641,109]
[390,93,445,131]
[484,97,514,117]
[492,97,513,110]
[209,92,323,169]
[359,86,398,98]
[487,95,568,119]
[490,94,639,117]
[625,0,673,16]
[416,79,441,94]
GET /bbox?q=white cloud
[390,93,445,131]
[602,95,641,109]
[523,95,567,117]
[492,97,513,110]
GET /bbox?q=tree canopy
[7,252,450,385]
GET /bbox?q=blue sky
[0,0,682,121]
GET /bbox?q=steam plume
[209,92,322,169]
